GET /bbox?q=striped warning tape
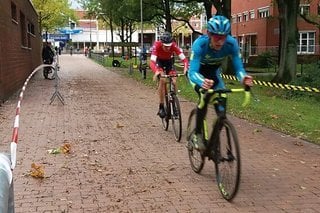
[222,74,320,93]
[175,63,319,93]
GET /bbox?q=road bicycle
[160,73,185,142]
[186,86,251,201]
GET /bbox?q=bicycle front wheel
[186,109,204,173]
[171,94,182,142]
[213,119,241,201]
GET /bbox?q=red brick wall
[0,0,42,102]
[231,0,319,54]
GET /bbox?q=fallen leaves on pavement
[29,163,45,178]
[47,143,71,154]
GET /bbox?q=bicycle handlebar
[200,86,251,107]
[160,73,185,78]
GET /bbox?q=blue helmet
[207,15,231,35]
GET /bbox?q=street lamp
[140,0,143,52]
[90,17,92,49]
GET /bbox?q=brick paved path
[0,55,319,213]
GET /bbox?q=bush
[252,51,274,68]
[284,63,320,101]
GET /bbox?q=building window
[299,4,310,15]
[317,3,320,16]
[249,35,257,56]
[20,11,27,47]
[237,14,242,22]
[258,7,270,18]
[243,12,249,22]
[28,22,35,35]
[11,2,17,22]
[27,22,35,48]
[249,10,255,19]
[298,31,315,54]
[237,36,244,53]
[231,15,236,23]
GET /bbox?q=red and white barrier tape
[10,63,55,169]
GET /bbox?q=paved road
[0,55,319,212]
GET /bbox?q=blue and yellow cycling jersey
[188,34,247,89]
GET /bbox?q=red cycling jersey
[150,41,189,73]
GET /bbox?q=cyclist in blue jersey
[188,15,253,151]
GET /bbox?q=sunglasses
[211,33,227,41]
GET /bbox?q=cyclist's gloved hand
[153,68,164,81]
[243,75,253,87]
[202,78,214,90]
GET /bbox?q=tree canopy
[31,0,76,34]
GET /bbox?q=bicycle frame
[161,74,185,95]
[160,73,185,141]
[187,86,251,201]
[201,87,251,155]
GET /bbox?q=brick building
[0,0,42,102]
[230,0,320,63]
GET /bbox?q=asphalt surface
[0,54,319,213]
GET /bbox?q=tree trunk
[164,0,172,32]
[273,0,299,83]
[212,0,231,18]
[110,16,115,59]
[204,0,213,19]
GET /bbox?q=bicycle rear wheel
[171,94,182,142]
[43,67,55,80]
[161,94,169,131]
[213,119,241,201]
[186,109,204,173]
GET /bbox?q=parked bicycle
[160,73,185,142]
[186,86,251,201]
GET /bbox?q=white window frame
[249,10,255,19]
[243,11,249,22]
[237,13,242,22]
[258,6,270,18]
[298,31,316,54]
[299,4,310,15]
[231,15,237,23]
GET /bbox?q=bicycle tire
[171,94,182,142]
[161,94,169,131]
[43,68,48,79]
[212,118,241,201]
[47,67,55,80]
[186,108,205,173]
[43,67,55,80]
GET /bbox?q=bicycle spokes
[215,119,241,201]
[171,94,182,142]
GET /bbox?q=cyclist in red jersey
[150,32,189,118]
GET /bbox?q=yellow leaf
[30,163,45,178]
[61,143,71,154]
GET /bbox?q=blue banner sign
[58,28,83,34]
[44,34,70,41]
